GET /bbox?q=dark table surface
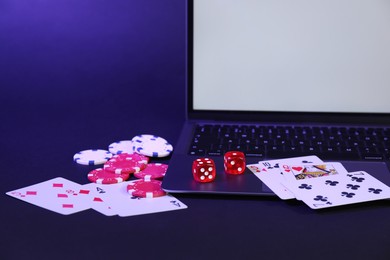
[1,1,390,259]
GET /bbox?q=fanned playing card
[290,171,390,209]
[248,155,323,200]
[281,162,348,200]
[6,177,91,215]
[87,180,188,217]
[80,183,116,216]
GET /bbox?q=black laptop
[162,0,390,195]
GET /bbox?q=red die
[192,158,216,183]
[224,151,246,174]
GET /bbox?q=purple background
[0,0,185,132]
[0,0,186,184]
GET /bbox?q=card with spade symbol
[287,171,390,209]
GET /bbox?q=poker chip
[87,168,129,184]
[103,153,149,174]
[132,134,173,158]
[134,163,168,180]
[73,149,113,165]
[127,179,166,198]
[108,140,134,155]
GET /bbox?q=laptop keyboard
[188,124,390,161]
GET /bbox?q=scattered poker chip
[73,149,113,165]
[103,153,149,174]
[87,168,130,184]
[127,179,166,198]
[108,140,134,155]
[134,163,168,180]
[132,134,173,158]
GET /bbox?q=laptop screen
[191,0,390,114]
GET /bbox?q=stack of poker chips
[73,134,172,198]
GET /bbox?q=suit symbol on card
[314,195,328,202]
[341,192,356,198]
[53,183,64,188]
[302,160,313,163]
[313,195,332,207]
[93,197,104,202]
[368,188,383,194]
[79,189,90,195]
[325,180,339,186]
[346,184,360,190]
[292,167,303,172]
[351,177,365,183]
[298,184,312,190]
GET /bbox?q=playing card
[80,183,116,216]
[248,155,323,200]
[6,177,91,215]
[281,162,348,200]
[94,180,187,217]
[292,171,390,209]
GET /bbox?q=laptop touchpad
[339,161,390,185]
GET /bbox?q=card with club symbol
[247,155,324,200]
[284,171,390,209]
[281,162,348,200]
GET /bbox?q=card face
[7,178,187,217]
[93,181,187,217]
[281,162,348,200]
[6,177,91,215]
[282,163,346,181]
[293,171,390,209]
[248,156,323,200]
[80,183,116,216]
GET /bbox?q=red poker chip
[87,168,130,184]
[127,179,166,198]
[133,163,168,180]
[103,153,149,174]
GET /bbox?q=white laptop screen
[192,0,390,114]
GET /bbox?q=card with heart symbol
[247,155,324,200]
[281,162,348,200]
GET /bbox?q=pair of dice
[192,151,246,183]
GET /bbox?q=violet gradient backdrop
[0,0,186,183]
[0,0,185,120]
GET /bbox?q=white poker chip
[131,134,173,158]
[108,140,134,155]
[73,149,113,165]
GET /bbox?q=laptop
[162,0,390,195]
